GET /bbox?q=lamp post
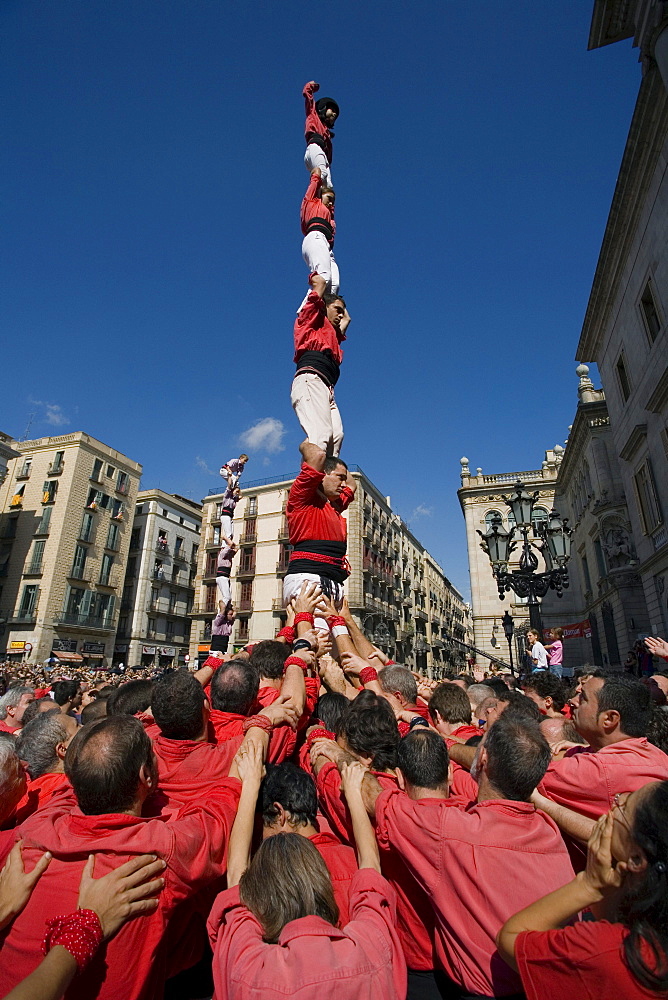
[478,481,572,635]
[501,611,515,674]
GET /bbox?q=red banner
[546,621,591,640]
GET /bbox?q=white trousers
[221,514,233,540]
[302,232,339,294]
[283,572,344,632]
[304,144,332,188]
[215,575,231,606]
[291,372,343,456]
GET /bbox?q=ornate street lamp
[501,611,515,674]
[478,481,572,634]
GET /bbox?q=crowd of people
[2,82,668,1000]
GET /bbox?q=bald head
[65,715,156,815]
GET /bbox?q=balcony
[116,481,129,496]
[173,548,187,562]
[53,612,114,632]
[278,518,289,542]
[155,542,169,556]
[239,532,257,545]
[237,564,256,580]
[237,600,253,616]
[47,461,64,476]
[415,609,428,622]
[15,468,31,481]
[276,558,290,577]
[23,564,43,577]
[9,611,37,624]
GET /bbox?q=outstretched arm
[227,741,265,887]
[303,79,319,114]
[340,763,381,872]
[299,439,326,473]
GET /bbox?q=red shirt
[303,81,333,164]
[375,789,574,996]
[209,708,296,764]
[515,921,662,1000]
[208,868,406,1000]
[0,781,240,1000]
[13,772,68,826]
[538,737,668,819]
[301,172,335,244]
[309,831,357,925]
[287,463,353,547]
[316,764,436,971]
[293,291,345,366]
[0,719,19,734]
[146,735,238,817]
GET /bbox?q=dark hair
[315,692,349,735]
[593,672,652,737]
[106,680,153,717]
[65,716,155,815]
[152,669,205,740]
[210,660,260,715]
[428,683,471,726]
[647,708,668,754]
[261,763,317,827]
[496,690,543,723]
[398,729,449,789]
[522,673,566,711]
[81,699,108,725]
[240,833,338,942]
[484,715,551,800]
[322,291,346,309]
[21,697,60,727]
[339,690,398,771]
[378,665,417,704]
[454,673,474,689]
[618,781,668,992]
[323,456,348,474]
[51,680,79,707]
[16,713,71,779]
[485,677,511,698]
[248,641,290,681]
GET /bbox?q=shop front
[141,645,157,669]
[82,641,106,669]
[197,642,210,667]
[158,646,176,668]
[51,639,84,670]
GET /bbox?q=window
[166,620,175,639]
[9,485,25,508]
[117,615,128,635]
[205,552,217,576]
[121,583,133,608]
[126,557,137,578]
[0,548,11,578]
[616,352,631,402]
[240,581,253,606]
[130,527,140,550]
[116,471,129,495]
[106,523,120,550]
[247,496,258,517]
[106,465,115,479]
[150,588,160,609]
[237,618,249,641]
[147,617,156,636]
[65,586,86,616]
[157,530,168,552]
[175,536,184,556]
[212,525,221,545]
[27,540,45,575]
[639,280,662,343]
[634,459,663,534]
[111,500,123,520]
[71,545,88,580]
[80,511,95,543]
[49,451,65,475]
[240,548,255,573]
[168,592,177,614]
[531,507,549,531]
[86,488,110,509]
[91,459,103,482]
[594,539,607,579]
[100,554,114,586]
[484,510,502,527]
[35,506,52,536]
[42,480,58,504]
[243,518,256,540]
[582,553,592,593]
[191,543,198,565]
[154,560,165,580]
[19,585,39,618]
[18,458,32,478]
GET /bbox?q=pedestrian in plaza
[544,627,564,678]
[527,629,549,672]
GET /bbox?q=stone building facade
[577,0,668,636]
[0,433,20,488]
[115,490,201,669]
[190,466,469,676]
[0,432,141,667]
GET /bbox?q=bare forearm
[280,664,306,717]
[347,795,381,872]
[360,771,384,817]
[193,665,214,687]
[4,947,78,1000]
[532,792,595,845]
[497,872,604,971]
[227,781,262,886]
[344,614,375,657]
[448,744,477,770]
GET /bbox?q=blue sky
[1,1,640,598]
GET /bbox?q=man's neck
[260,677,282,691]
[476,776,507,802]
[408,785,448,801]
[591,730,636,751]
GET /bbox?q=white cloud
[195,456,215,475]
[412,504,433,519]
[29,399,71,428]
[239,417,286,454]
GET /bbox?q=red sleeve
[449,762,478,802]
[267,723,298,765]
[303,80,316,114]
[514,922,627,1000]
[332,485,354,513]
[303,172,321,202]
[537,750,609,819]
[287,462,324,511]
[315,762,353,843]
[298,677,320,730]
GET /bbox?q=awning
[52,652,84,663]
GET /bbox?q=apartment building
[190,466,469,677]
[115,490,201,669]
[0,433,20,487]
[0,432,142,667]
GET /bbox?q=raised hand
[260,694,300,730]
[339,649,372,678]
[367,647,390,667]
[77,854,166,941]
[0,842,52,930]
[340,761,368,800]
[233,739,265,789]
[294,581,323,616]
[583,812,626,895]
[645,636,668,659]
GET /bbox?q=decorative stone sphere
[576,364,589,377]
